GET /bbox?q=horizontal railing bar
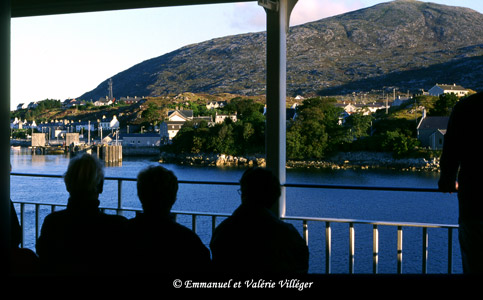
[11,199,456,230]
[11,172,441,193]
[10,172,457,229]
[11,199,231,218]
[284,182,439,193]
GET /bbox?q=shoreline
[159,151,441,172]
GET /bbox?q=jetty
[11,132,123,163]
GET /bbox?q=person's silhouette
[125,165,211,274]
[439,92,483,274]
[210,167,309,274]
[36,153,127,275]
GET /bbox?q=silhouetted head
[137,165,178,215]
[64,153,104,198]
[239,167,281,208]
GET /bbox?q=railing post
[117,179,122,215]
[192,214,197,233]
[422,227,428,274]
[448,227,453,274]
[212,215,217,236]
[303,220,308,246]
[349,222,355,274]
[20,203,25,248]
[373,224,379,274]
[325,221,331,274]
[35,203,40,242]
[397,226,403,274]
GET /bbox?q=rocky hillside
[79,0,483,100]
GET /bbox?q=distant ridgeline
[80,0,483,101]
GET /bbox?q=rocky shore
[159,151,441,172]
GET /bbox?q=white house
[206,101,227,110]
[16,103,28,110]
[158,110,195,141]
[99,115,119,130]
[10,117,21,129]
[167,109,193,121]
[428,84,469,97]
[94,96,114,107]
[215,112,237,124]
[335,102,359,115]
[362,102,387,115]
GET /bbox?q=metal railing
[10,172,459,274]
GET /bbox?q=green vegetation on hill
[161,93,460,159]
[11,91,462,160]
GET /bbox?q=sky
[10,0,483,109]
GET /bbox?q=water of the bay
[9,149,462,274]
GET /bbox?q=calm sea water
[9,149,462,274]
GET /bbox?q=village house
[159,109,194,142]
[36,120,66,139]
[122,132,161,147]
[94,96,114,107]
[99,115,119,131]
[159,109,214,142]
[416,110,449,150]
[72,120,95,132]
[428,84,469,97]
[361,102,387,115]
[16,103,28,110]
[10,118,37,130]
[118,96,146,105]
[206,101,227,110]
[10,117,23,129]
[167,109,194,121]
[159,121,185,142]
[27,101,38,109]
[62,99,84,108]
[335,102,387,116]
[335,102,359,115]
[214,112,237,124]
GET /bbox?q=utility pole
[88,120,90,145]
[108,78,113,100]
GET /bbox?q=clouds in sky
[230,0,363,30]
[291,0,363,26]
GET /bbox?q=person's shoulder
[43,209,69,221]
[456,93,483,110]
[101,212,128,223]
[170,220,200,237]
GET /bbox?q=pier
[95,144,123,164]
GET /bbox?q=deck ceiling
[11,0,254,18]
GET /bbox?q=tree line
[164,93,461,160]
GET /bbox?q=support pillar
[0,0,11,274]
[259,0,297,218]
